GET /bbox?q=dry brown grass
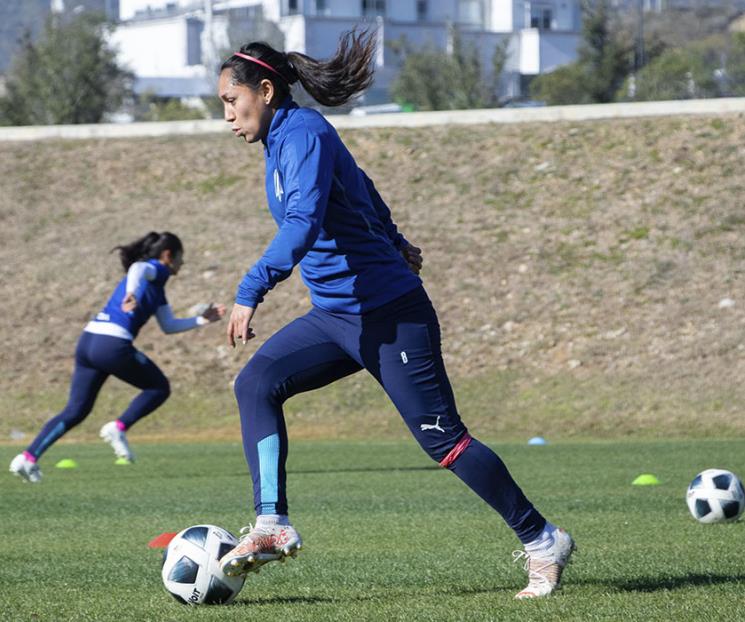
[2,113,745,441]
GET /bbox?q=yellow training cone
[632,473,660,486]
[55,459,78,469]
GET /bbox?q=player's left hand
[401,243,423,274]
[202,303,226,323]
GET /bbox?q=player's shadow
[608,572,745,592]
[233,594,339,606]
[232,583,515,607]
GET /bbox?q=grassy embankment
[2,114,745,442]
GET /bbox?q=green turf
[1,439,744,621]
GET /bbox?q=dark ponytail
[113,231,183,272]
[221,28,376,107]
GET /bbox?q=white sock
[524,521,557,553]
[256,513,290,528]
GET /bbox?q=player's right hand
[227,304,256,347]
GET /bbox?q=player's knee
[234,355,283,405]
[411,416,468,464]
[60,403,94,429]
[158,377,171,401]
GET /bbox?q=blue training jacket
[235,98,421,314]
[94,259,170,339]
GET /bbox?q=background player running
[9,231,225,482]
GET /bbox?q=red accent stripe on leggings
[439,434,472,468]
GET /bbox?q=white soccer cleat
[220,522,302,577]
[513,528,575,599]
[99,421,134,462]
[9,453,42,483]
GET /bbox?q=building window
[530,7,552,30]
[315,0,328,15]
[288,0,299,15]
[186,18,203,66]
[417,0,427,21]
[362,0,386,17]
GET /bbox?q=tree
[390,30,508,111]
[530,64,595,105]
[530,0,630,105]
[578,0,631,102]
[0,13,132,126]
[620,35,724,102]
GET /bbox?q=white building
[111,0,582,104]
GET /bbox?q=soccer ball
[686,469,745,524]
[161,525,245,605]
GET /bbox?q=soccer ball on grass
[161,524,245,605]
[686,468,745,524]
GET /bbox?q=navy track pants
[26,331,170,459]
[234,286,546,544]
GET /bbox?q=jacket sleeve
[359,168,409,250]
[125,261,157,299]
[236,129,334,308]
[155,304,207,334]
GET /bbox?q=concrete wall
[4,98,745,142]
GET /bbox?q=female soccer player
[216,32,574,598]
[9,231,225,482]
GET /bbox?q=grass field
[2,438,744,621]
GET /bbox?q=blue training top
[93,259,171,339]
[235,98,421,315]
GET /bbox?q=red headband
[232,52,282,77]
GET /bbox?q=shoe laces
[512,549,555,587]
[238,523,274,542]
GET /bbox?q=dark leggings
[234,286,546,544]
[26,331,170,459]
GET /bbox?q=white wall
[488,0,516,31]
[519,28,539,73]
[280,14,307,53]
[111,17,203,77]
[260,0,281,21]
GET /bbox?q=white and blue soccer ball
[161,525,245,605]
[686,469,745,524]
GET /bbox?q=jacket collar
[264,96,297,155]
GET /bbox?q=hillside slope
[2,114,745,440]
